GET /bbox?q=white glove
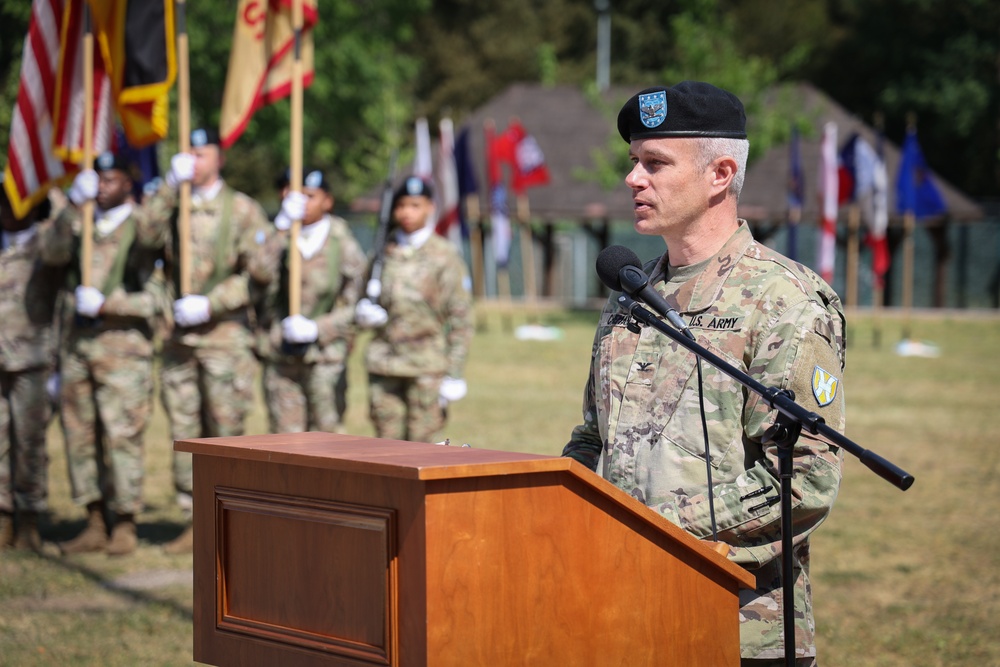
[173,294,211,327]
[365,278,382,299]
[355,298,388,328]
[281,314,319,343]
[166,152,196,188]
[46,373,61,404]
[74,285,105,318]
[274,191,308,231]
[439,377,468,403]
[68,169,98,206]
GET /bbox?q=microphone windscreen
[596,245,642,292]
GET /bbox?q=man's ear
[711,155,737,194]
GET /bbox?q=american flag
[4,0,113,220]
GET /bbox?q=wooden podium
[175,432,755,667]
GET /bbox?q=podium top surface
[175,432,568,480]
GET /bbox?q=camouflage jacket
[40,204,167,359]
[0,225,61,372]
[364,234,473,378]
[563,222,846,660]
[137,181,269,349]
[248,215,367,364]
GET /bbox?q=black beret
[94,151,132,173]
[617,81,747,142]
[393,176,433,205]
[190,127,221,148]
[276,167,331,192]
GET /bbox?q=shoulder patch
[811,365,839,407]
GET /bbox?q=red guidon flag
[219,0,318,148]
[4,0,114,220]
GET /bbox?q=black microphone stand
[616,293,914,667]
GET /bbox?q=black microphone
[596,245,695,340]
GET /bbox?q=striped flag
[3,0,114,220]
[220,0,318,148]
[817,121,839,284]
[435,117,463,251]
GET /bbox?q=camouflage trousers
[0,368,51,514]
[263,359,347,434]
[741,659,816,666]
[368,374,443,443]
[60,346,153,515]
[161,342,257,499]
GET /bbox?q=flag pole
[846,203,861,309]
[176,0,192,295]
[516,193,538,323]
[287,0,304,317]
[80,6,95,288]
[901,112,917,341]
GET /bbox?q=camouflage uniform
[563,222,846,661]
[138,181,268,503]
[40,204,166,516]
[365,234,473,442]
[248,214,366,433]
[0,226,60,518]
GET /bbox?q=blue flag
[895,129,946,219]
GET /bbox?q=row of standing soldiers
[0,128,474,557]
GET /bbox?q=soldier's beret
[393,176,433,205]
[190,127,221,148]
[617,81,747,143]
[303,168,330,191]
[94,151,132,173]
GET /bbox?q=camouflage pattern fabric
[137,181,267,502]
[0,369,51,514]
[248,215,367,363]
[0,226,59,513]
[40,206,163,515]
[563,222,846,660]
[368,373,443,443]
[160,341,257,496]
[363,234,473,441]
[137,181,269,350]
[263,360,347,434]
[364,234,473,379]
[248,215,366,433]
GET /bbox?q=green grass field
[1,306,998,666]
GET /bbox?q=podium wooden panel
[175,432,755,667]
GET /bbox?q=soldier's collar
[653,221,755,314]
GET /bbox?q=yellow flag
[220,0,317,148]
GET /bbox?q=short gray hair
[698,137,749,199]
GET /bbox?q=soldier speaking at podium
[563,82,846,666]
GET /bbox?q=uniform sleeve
[316,231,367,347]
[38,206,78,267]
[133,182,176,250]
[246,228,286,286]
[440,252,474,379]
[562,304,614,470]
[656,298,846,568]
